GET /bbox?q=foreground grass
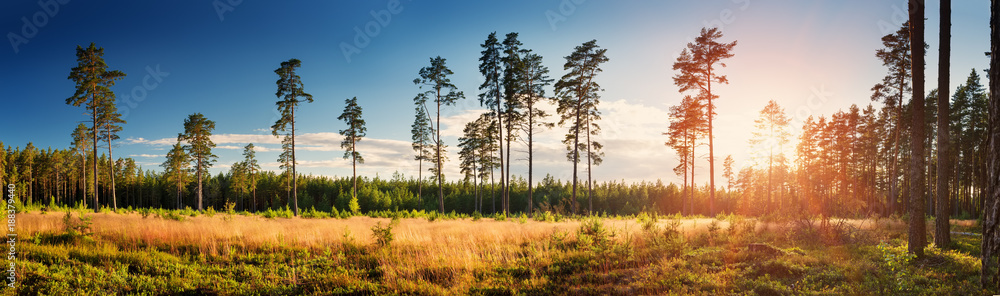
[3,210,985,295]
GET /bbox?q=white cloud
[438,109,490,138]
[124,137,174,146]
[128,154,163,158]
[211,133,282,145]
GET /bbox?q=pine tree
[242,143,260,212]
[666,95,706,215]
[414,56,465,213]
[517,51,554,215]
[411,101,433,206]
[907,0,927,257]
[673,28,737,216]
[71,123,91,207]
[178,113,217,211]
[749,100,791,212]
[477,113,499,213]
[277,135,293,208]
[338,97,367,206]
[94,86,126,210]
[500,32,526,214]
[478,32,505,215]
[66,42,126,213]
[272,58,313,216]
[871,23,913,215]
[162,141,190,210]
[459,118,484,210]
[935,0,952,248]
[555,40,609,215]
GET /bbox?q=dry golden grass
[10,212,907,253]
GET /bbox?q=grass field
[3,208,985,295]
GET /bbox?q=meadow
[0,205,984,295]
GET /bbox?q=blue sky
[0,0,991,185]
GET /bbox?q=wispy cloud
[124,137,175,146]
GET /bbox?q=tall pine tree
[272,58,313,216]
[66,42,126,212]
[339,97,367,206]
[178,113,217,211]
[555,40,608,214]
[414,56,465,213]
[673,28,737,215]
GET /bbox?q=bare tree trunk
[505,108,513,214]
[352,140,357,207]
[108,132,117,210]
[707,68,716,216]
[528,106,533,216]
[437,89,444,213]
[197,157,203,211]
[906,0,926,257]
[586,110,593,215]
[690,133,695,215]
[572,96,582,215]
[496,82,506,216]
[91,89,99,213]
[935,0,952,248]
[291,106,298,216]
[981,0,1000,289]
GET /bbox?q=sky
[0,0,991,186]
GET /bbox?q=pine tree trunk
[505,108,512,214]
[690,133,695,215]
[197,157,203,211]
[586,112,593,215]
[418,151,423,209]
[292,105,298,216]
[528,99,534,216]
[981,0,1000,288]
[437,89,444,213]
[907,0,926,257]
[81,152,87,208]
[109,132,117,210]
[935,0,952,248]
[91,88,99,213]
[496,81,506,216]
[572,95,582,215]
[707,67,716,216]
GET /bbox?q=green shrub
[348,196,361,215]
[204,206,216,217]
[371,218,399,248]
[637,212,657,231]
[161,211,185,221]
[62,211,93,239]
[302,207,330,219]
[138,208,152,219]
[224,202,236,215]
[261,209,277,219]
